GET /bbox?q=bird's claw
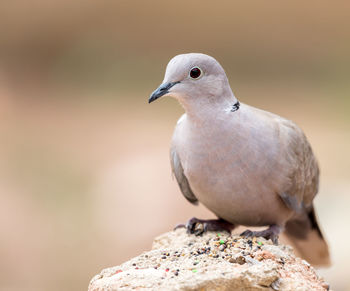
[174,223,186,230]
[240,225,281,245]
[240,229,255,237]
[173,218,205,235]
[174,217,235,236]
[186,217,207,236]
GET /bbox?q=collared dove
[149,53,330,266]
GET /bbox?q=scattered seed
[219,245,226,251]
[236,256,246,265]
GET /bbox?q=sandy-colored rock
[89,228,329,291]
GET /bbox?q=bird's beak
[148,81,180,103]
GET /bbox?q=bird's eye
[189,67,202,79]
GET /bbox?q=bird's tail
[283,206,330,267]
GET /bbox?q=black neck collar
[231,100,240,112]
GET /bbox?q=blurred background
[0,1,349,290]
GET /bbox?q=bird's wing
[170,146,198,205]
[277,118,319,212]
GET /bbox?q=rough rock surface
[89,228,329,291]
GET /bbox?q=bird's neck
[180,94,239,125]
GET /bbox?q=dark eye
[189,67,202,79]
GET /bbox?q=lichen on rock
[89,228,329,291]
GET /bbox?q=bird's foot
[174,217,235,236]
[240,225,281,245]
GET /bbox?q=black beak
[148,81,180,103]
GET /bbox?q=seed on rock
[236,256,246,265]
[219,245,226,251]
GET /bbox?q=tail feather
[284,207,330,267]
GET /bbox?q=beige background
[0,1,349,290]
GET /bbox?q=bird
[148,53,330,266]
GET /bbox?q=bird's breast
[173,117,292,226]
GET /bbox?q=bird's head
[149,53,235,109]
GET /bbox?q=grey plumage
[149,53,330,266]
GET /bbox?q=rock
[88,228,330,291]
